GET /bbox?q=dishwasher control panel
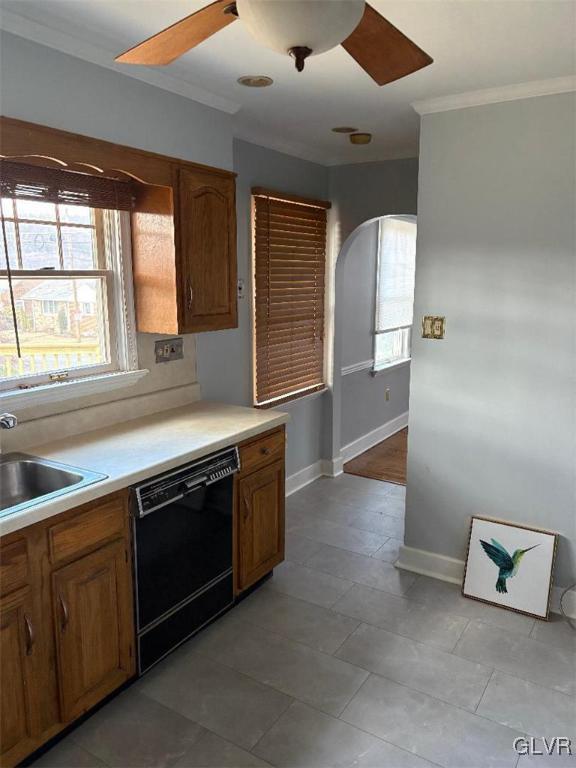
[133,446,240,517]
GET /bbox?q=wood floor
[344,428,408,485]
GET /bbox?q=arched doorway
[328,215,417,485]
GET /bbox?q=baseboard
[285,457,345,496]
[286,412,408,496]
[341,411,408,464]
[397,545,576,619]
[329,456,344,476]
[396,545,464,585]
[285,461,326,496]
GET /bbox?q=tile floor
[33,474,575,768]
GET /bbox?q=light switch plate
[422,316,446,339]
[155,337,184,363]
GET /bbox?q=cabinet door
[0,590,37,764]
[52,540,134,722]
[237,461,285,591]
[177,166,237,333]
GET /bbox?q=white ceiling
[2,1,575,165]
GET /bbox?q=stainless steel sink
[0,453,107,518]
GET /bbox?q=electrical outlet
[237,279,245,299]
[385,388,390,402]
[155,337,184,363]
[422,316,446,339]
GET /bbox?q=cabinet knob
[260,447,270,456]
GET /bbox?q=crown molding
[412,76,576,115]
[0,10,240,115]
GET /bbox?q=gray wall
[196,139,329,476]
[339,221,410,446]
[329,158,420,242]
[0,32,422,477]
[340,222,379,369]
[0,32,233,170]
[328,160,419,458]
[406,93,576,587]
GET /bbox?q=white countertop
[1,401,289,536]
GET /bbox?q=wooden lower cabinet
[0,590,37,765]
[0,491,134,767]
[0,428,286,765]
[236,428,286,593]
[52,540,134,722]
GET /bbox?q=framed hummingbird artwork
[462,516,558,620]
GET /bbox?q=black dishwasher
[131,446,239,673]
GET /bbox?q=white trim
[396,545,464,584]
[285,457,343,496]
[341,360,373,376]
[286,460,326,496]
[0,210,141,402]
[412,76,576,115]
[341,410,408,464]
[396,545,576,619]
[0,368,149,410]
[327,456,344,476]
[371,359,411,376]
[0,10,239,115]
[268,387,327,410]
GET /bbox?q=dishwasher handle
[184,474,209,492]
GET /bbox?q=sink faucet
[0,413,17,429]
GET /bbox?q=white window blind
[374,217,417,369]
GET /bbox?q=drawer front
[239,428,285,476]
[48,494,126,565]
[0,539,29,597]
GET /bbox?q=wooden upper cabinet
[52,540,134,722]
[176,166,238,333]
[0,118,238,337]
[0,590,37,765]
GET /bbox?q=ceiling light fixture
[332,126,359,134]
[116,1,433,87]
[236,0,365,72]
[237,75,274,87]
[350,132,372,145]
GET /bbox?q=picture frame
[462,516,558,620]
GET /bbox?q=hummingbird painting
[479,539,539,594]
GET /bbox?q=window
[0,161,140,396]
[374,216,417,370]
[252,187,329,407]
[42,300,57,315]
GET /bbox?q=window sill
[0,369,149,410]
[371,359,411,377]
[255,385,326,410]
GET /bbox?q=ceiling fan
[115,0,433,86]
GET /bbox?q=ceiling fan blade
[341,3,433,86]
[115,0,237,66]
